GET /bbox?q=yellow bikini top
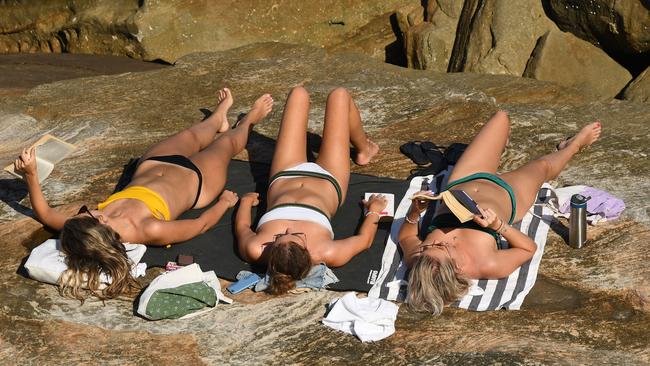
[97,186,171,221]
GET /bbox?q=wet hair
[406,255,470,315]
[58,216,141,302]
[266,241,311,295]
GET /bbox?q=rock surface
[623,66,650,103]
[1,44,649,364]
[544,0,650,57]
[451,0,557,76]
[523,29,632,99]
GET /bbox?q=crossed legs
[141,88,273,208]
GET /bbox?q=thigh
[449,111,510,182]
[141,129,202,161]
[500,160,547,222]
[270,87,310,177]
[315,89,352,197]
[187,140,232,208]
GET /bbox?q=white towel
[322,292,399,342]
[368,167,555,311]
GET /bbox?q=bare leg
[316,87,379,201]
[501,122,602,221]
[269,86,310,177]
[189,94,273,208]
[448,111,510,182]
[141,88,234,160]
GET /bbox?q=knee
[328,87,351,102]
[537,158,553,179]
[288,86,309,100]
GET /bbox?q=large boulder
[1,44,649,364]
[132,0,420,63]
[450,0,558,75]
[545,0,650,56]
[623,66,650,103]
[523,29,632,99]
[401,1,462,72]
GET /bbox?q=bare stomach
[267,177,340,217]
[451,179,513,223]
[127,160,199,218]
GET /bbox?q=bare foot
[238,94,273,127]
[557,121,602,152]
[355,138,380,165]
[215,88,233,132]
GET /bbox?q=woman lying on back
[235,86,385,295]
[399,111,601,315]
[14,89,273,301]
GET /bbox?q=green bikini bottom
[446,172,517,224]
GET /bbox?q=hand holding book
[14,146,38,178]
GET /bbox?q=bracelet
[366,211,381,217]
[405,215,419,224]
[495,219,508,235]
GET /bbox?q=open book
[4,135,76,183]
[364,192,395,221]
[410,189,481,223]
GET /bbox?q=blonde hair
[266,241,311,295]
[406,255,470,315]
[58,216,141,302]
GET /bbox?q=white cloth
[137,263,232,320]
[322,292,399,342]
[24,238,147,285]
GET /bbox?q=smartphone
[227,273,262,294]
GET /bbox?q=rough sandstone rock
[132,0,421,63]
[623,66,650,103]
[401,1,462,72]
[545,0,650,56]
[523,29,632,99]
[450,0,558,76]
[1,44,649,364]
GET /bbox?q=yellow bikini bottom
[97,186,171,221]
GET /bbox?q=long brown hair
[406,255,470,315]
[266,241,311,295]
[58,216,141,302]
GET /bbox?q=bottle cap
[570,194,588,208]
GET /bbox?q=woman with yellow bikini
[13,88,273,301]
[399,111,602,315]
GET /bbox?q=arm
[325,194,388,267]
[234,192,261,262]
[143,190,238,245]
[398,195,429,267]
[473,207,537,278]
[14,147,69,230]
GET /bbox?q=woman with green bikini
[399,111,602,315]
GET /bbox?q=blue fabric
[236,263,340,292]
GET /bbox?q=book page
[35,157,54,184]
[34,135,76,165]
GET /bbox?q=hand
[218,190,239,208]
[14,146,37,177]
[363,193,388,213]
[409,190,431,214]
[473,206,501,230]
[240,192,260,207]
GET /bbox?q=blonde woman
[235,86,384,295]
[399,111,601,315]
[14,89,273,301]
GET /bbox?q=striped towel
[368,167,556,311]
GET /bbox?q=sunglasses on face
[418,241,451,255]
[77,205,98,221]
[273,232,307,242]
